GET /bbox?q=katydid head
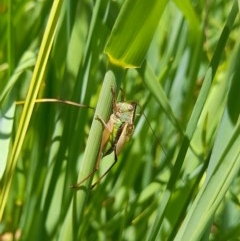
[114,102,137,124]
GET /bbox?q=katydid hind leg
[91,148,118,189]
[71,168,98,189]
[95,115,114,169]
[71,147,104,189]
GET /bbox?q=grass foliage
[0,0,239,240]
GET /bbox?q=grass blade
[0,0,64,220]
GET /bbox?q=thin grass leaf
[0,0,64,220]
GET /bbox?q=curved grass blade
[105,0,168,68]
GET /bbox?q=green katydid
[71,87,137,189]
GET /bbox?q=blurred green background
[0,0,239,240]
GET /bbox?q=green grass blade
[0,0,64,220]
[174,117,240,241]
[105,0,168,68]
[142,63,184,134]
